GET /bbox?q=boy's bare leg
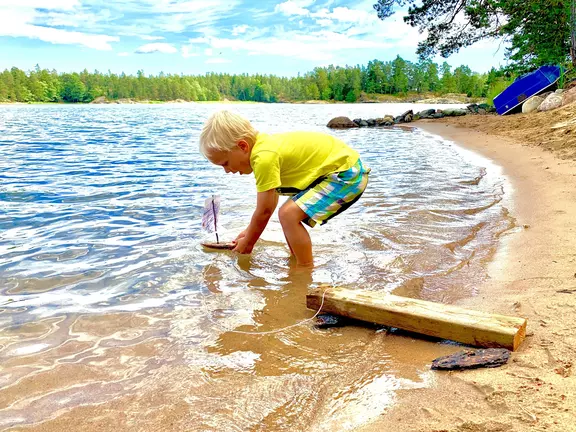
[278,201,313,267]
[283,233,295,256]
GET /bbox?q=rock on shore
[326,116,359,129]
[520,87,576,113]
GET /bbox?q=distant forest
[0,56,512,104]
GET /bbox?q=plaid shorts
[288,159,370,227]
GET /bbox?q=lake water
[0,103,513,431]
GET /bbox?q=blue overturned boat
[493,65,562,115]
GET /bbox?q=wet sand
[359,122,576,432]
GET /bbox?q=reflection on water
[0,104,513,431]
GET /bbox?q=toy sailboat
[200,195,235,250]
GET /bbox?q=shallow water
[0,103,513,431]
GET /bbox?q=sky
[0,0,509,77]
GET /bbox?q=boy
[199,110,369,267]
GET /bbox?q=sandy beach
[359,117,576,432]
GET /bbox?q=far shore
[0,95,484,106]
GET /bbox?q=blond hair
[199,110,258,156]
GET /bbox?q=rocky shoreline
[2,93,485,106]
[326,103,496,129]
[90,96,193,104]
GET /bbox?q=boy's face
[207,140,253,175]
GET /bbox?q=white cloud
[188,37,210,45]
[0,0,426,68]
[316,18,332,27]
[205,58,231,64]
[0,3,118,50]
[232,24,249,36]
[10,0,244,43]
[0,14,118,50]
[1,0,79,9]
[275,1,310,17]
[181,45,199,58]
[313,7,379,25]
[467,38,504,51]
[373,11,421,46]
[37,6,118,31]
[22,26,117,50]
[135,43,178,54]
[118,52,130,57]
[153,0,237,14]
[196,29,396,62]
[150,0,242,33]
[155,3,421,64]
[141,35,165,41]
[272,2,414,47]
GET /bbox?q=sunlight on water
[0,103,513,431]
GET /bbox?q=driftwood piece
[306,287,527,350]
[431,348,511,370]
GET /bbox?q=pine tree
[374,0,575,70]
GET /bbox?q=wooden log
[306,287,527,351]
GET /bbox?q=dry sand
[434,103,576,160]
[358,114,576,431]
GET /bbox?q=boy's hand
[232,236,253,254]
[232,190,278,255]
[234,230,247,242]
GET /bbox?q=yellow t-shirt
[250,132,359,193]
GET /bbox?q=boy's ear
[237,140,250,152]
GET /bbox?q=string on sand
[230,284,332,335]
[201,259,334,335]
[203,284,333,335]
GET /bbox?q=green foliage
[0,60,489,104]
[392,56,409,93]
[485,77,515,106]
[60,73,86,102]
[373,0,502,59]
[556,64,576,89]
[503,0,571,73]
[559,65,566,89]
[440,62,456,93]
[374,0,575,71]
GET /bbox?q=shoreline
[0,98,482,106]
[359,122,576,431]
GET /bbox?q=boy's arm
[233,189,279,254]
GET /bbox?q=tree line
[0,57,507,104]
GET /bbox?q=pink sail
[201,195,221,242]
